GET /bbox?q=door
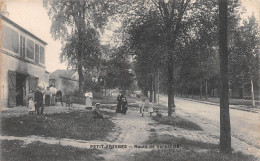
[29,76,38,91]
[8,70,16,107]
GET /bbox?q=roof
[49,70,78,81]
[0,14,47,45]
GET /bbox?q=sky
[3,0,260,73]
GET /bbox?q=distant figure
[121,96,128,114]
[56,90,63,106]
[139,99,145,117]
[45,87,51,107]
[28,97,35,114]
[50,85,57,105]
[116,92,123,113]
[85,91,93,108]
[35,87,44,115]
[148,99,154,116]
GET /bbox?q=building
[0,14,49,108]
[49,70,79,95]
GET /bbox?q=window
[26,39,34,60]
[40,46,45,64]
[1,25,19,53]
[35,44,39,64]
[19,36,25,58]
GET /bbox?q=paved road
[159,95,260,149]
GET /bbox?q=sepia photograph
[0,0,259,160]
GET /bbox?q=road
[159,95,260,149]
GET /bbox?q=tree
[229,15,259,104]
[44,0,114,92]
[219,0,231,154]
[102,47,135,92]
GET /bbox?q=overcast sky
[4,0,260,73]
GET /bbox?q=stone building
[0,14,49,108]
[49,70,79,95]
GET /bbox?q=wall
[0,53,49,108]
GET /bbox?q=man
[56,90,63,106]
[35,86,44,114]
[50,85,57,105]
[45,87,51,107]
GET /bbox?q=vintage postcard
[0,0,259,160]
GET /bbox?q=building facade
[49,70,79,95]
[0,15,49,108]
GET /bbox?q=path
[159,95,260,158]
[1,103,260,160]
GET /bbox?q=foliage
[152,116,202,131]
[229,16,260,88]
[1,111,115,141]
[1,140,103,161]
[101,47,135,91]
[44,0,116,92]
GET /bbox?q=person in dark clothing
[121,96,128,114]
[116,93,123,113]
[45,87,51,107]
[56,90,63,106]
[35,87,44,115]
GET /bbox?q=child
[139,99,145,117]
[28,97,35,114]
[148,99,154,116]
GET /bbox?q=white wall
[0,53,49,108]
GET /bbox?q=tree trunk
[78,63,84,93]
[239,87,244,99]
[251,79,255,107]
[144,90,148,97]
[168,61,175,117]
[219,0,231,154]
[205,80,208,100]
[200,79,203,99]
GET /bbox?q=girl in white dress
[139,99,145,117]
[28,97,35,114]
[147,99,154,116]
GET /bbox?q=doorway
[16,73,27,106]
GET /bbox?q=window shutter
[8,70,16,107]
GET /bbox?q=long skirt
[122,105,127,114]
[116,102,122,113]
[86,97,92,107]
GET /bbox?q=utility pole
[158,68,159,105]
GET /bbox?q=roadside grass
[152,115,202,131]
[1,140,104,161]
[137,134,256,161]
[146,134,218,150]
[134,149,256,161]
[177,95,259,107]
[1,111,115,140]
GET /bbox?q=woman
[45,87,51,107]
[27,89,35,113]
[116,93,123,113]
[85,91,93,108]
[121,96,128,115]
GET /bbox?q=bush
[63,91,85,105]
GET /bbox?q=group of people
[139,99,154,117]
[116,92,154,117]
[27,85,63,114]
